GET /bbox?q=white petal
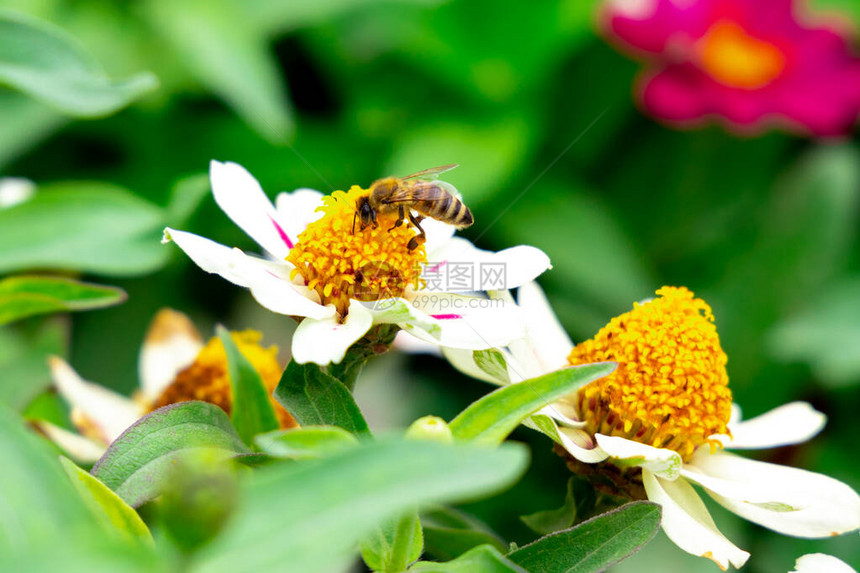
[718,402,826,450]
[729,403,742,425]
[34,421,105,463]
[687,450,860,537]
[392,331,442,356]
[791,554,857,573]
[517,281,574,373]
[238,259,334,320]
[0,177,35,208]
[164,228,253,287]
[210,160,293,259]
[165,228,334,320]
[275,188,324,243]
[366,297,442,340]
[421,218,456,256]
[291,300,373,365]
[138,309,203,402]
[642,470,750,571]
[407,293,526,349]
[557,426,608,463]
[423,237,551,292]
[595,434,682,480]
[49,357,143,443]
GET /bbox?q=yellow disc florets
[286,185,427,318]
[569,286,732,461]
[151,330,296,428]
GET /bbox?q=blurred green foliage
[1,0,859,571]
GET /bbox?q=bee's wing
[401,164,459,181]
[382,181,449,204]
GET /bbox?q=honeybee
[353,164,474,251]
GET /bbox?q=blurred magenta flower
[601,0,860,136]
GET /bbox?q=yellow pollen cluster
[151,330,296,428]
[286,185,427,318]
[569,286,732,461]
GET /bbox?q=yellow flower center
[700,21,786,89]
[569,286,732,462]
[151,330,296,428]
[286,185,427,318]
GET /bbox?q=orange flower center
[151,330,296,428]
[569,286,732,462]
[700,21,785,89]
[286,186,427,318]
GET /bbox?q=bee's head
[353,194,377,233]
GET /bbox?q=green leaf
[491,180,655,317]
[145,0,292,142]
[421,506,507,561]
[0,182,169,276]
[520,477,598,536]
[274,360,370,435]
[217,326,279,446]
[409,545,526,573]
[0,10,157,116]
[244,0,444,36]
[59,456,153,546]
[166,173,210,227]
[508,502,662,573]
[0,317,65,411]
[255,426,358,460]
[91,401,250,507]
[473,349,510,384]
[768,276,860,388]
[0,405,93,552]
[192,439,529,573]
[361,511,424,572]
[0,91,65,170]
[0,275,126,325]
[449,363,615,445]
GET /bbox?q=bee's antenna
[352,210,357,234]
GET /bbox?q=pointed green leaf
[193,439,529,573]
[217,325,279,446]
[421,506,507,562]
[409,545,526,573]
[91,401,249,507]
[449,363,615,445]
[59,456,153,546]
[145,0,292,142]
[508,502,661,573]
[521,477,578,535]
[254,426,358,460]
[361,511,424,573]
[0,405,92,553]
[274,360,370,435]
[0,182,169,276]
[0,275,126,325]
[0,10,157,117]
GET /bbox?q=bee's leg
[388,205,406,231]
[406,211,426,251]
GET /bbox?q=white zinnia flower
[37,309,293,462]
[163,161,550,365]
[439,283,860,571]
